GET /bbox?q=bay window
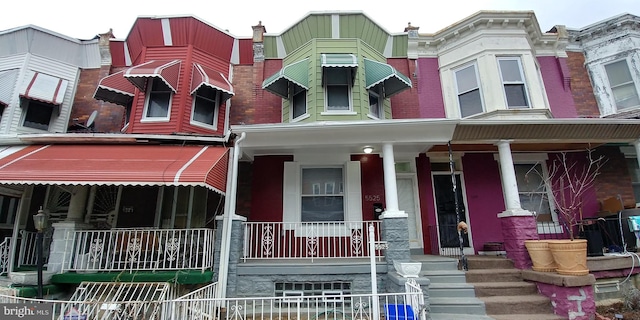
[604,59,640,110]
[454,63,484,117]
[143,79,172,120]
[498,57,530,108]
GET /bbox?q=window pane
[292,89,306,118]
[455,65,478,93]
[612,83,640,109]
[458,89,483,117]
[193,96,215,125]
[325,68,349,85]
[327,85,349,110]
[504,84,529,108]
[302,168,343,195]
[301,197,344,222]
[23,100,53,130]
[605,60,633,86]
[499,59,523,82]
[520,193,551,216]
[515,164,544,192]
[147,92,170,117]
[369,91,381,118]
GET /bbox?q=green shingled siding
[263,36,278,58]
[392,35,408,57]
[281,15,332,54]
[339,15,388,54]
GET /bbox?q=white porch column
[66,185,89,222]
[496,140,532,217]
[381,143,406,218]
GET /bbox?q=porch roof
[0,144,229,194]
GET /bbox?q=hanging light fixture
[363,146,374,154]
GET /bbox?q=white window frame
[453,62,484,118]
[603,58,640,111]
[283,161,362,235]
[509,153,561,234]
[21,98,55,131]
[323,68,353,114]
[290,83,308,121]
[368,87,383,119]
[190,88,220,130]
[141,78,172,122]
[497,57,530,109]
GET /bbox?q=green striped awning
[262,59,309,98]
[321,54,358,68]
[364,59,412,98]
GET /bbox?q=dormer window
[498,57,530,109]
[604,59,640,110]
[21,99,55,130]
[454,63,484,117]
[143,79,172,120]
[191,87,219,129]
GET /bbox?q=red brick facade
[594,146,637,207]
[70,68,125,133]
[567,51,601,118]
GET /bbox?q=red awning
[20,71,69,105]
[0,144,229,194]
[93,70,137,106]
[124,60,181,93]
[191,63,234,101]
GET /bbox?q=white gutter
[217,132,245,298]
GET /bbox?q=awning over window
[93,70,136,106]
[321,54,358,68]
[0,69,19,106]
[124,60,181,93]
[19,71,69,105]
[364,59,412,98]
[262,59,309,98]
[191,63,234,101]
[0,144,229,195]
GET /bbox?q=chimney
[252,21,266,62]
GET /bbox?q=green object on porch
[9,284,61,297]
[51,270,214,285]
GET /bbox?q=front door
[433,174,473,255]
[397,177,422,250]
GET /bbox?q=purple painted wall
[538,56,578,118]
[416,58,446,118]
[461,153,506,252]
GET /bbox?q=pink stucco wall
[538,56,579,118]
[537,283,596,320]
[416,58,446,118]
[461,153,507,252]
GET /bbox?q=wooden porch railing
[242,221,382,261]
[64,228,215,273]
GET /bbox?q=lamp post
[32,208,47,299]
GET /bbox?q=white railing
[0,284,426,320]
[0,237,10,275]
[17,230,52,267]
[64,228,215,273]
[242,221,382,261]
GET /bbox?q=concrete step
[472,281,539,297]
[429,313,495,320]
[480,295,555,315]
[420,269,467,283]
[465,268,523,282]
[411,255,459,270]
[465,256,514,269]
[429,297,487,315]
[428,282,477,298]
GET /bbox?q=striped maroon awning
[191,63,234,101]
[20,71,69,105]
[93,70,137,106]
[124,60,181,93]
[0,144,229,194]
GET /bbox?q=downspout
[217,131,245,299]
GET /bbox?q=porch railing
[0,237,10,275]
[0,286,426,320]
[18,230,52,267]
[64,228,215,273]
[242,221,382,261]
